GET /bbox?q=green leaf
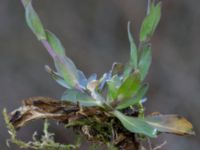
[123,22,138,80]
[123,63,133,80]
[117,72,141,99]
[128,21,138,69]
[145,114,195,135]
[61,89,101,106]
[54,56,79,88]
[107,75,121,101]
[45,65,70,88]
[24,2,46,40]
[138,44,152,80]
[46,30,66,56]
[114,111,157,137]
[140,2,161,42]
[116,83,149,110]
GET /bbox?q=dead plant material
[8,97,140,150]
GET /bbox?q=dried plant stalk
[8,97,140,150]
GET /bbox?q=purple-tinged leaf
[54,56,79,89]
[23,0,46,40]
[46,30,66,56]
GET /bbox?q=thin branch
[153,141,167,150]
[41,40,57,58]
[147,138,153,150]
[147,0,151,15]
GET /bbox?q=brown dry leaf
[9,97,81,129]
[8,97,140,150]
[9,97,105,129]
[146,114,195,135]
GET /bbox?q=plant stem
[41,40,56,58]
[147,0,151,15]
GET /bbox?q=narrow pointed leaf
[61,89,101,106]
[114,111,157,137]
[98,73,110,90]
[24,1,46,40]
[77,70,88,88]
[140,2,161,42]
[117,72,141,99]
[111,62,124,76]
[128,22,138,69]
[146,114,195,135]
[116,83,149,109]
[46,30,66,56]
[45,65,70,88]
[123,63,133,80]
[54,56,79,88]
[138,44,152,80]
[107,75,121,101]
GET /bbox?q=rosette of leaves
[4,0,194,150]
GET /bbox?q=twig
[7,97,140,150]
[147,138,153,150]
[153,141,167,150]
[147,0,151,15]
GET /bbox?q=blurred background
[0,0,200,149]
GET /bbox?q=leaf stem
[147,0,151,15]
[41,40,57,58]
